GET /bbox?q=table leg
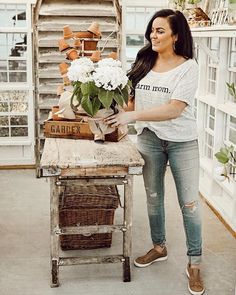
[123,175,133,282]
[50,177,60,287]
[123,257,131,282]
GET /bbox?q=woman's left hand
[103,111,136,127]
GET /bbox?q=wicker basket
[59,185,119,250]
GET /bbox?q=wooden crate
[44,119,127,141]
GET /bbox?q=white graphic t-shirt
[135,58,198,142]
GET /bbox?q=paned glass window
[126,35,144,46]
[135,7,146,31]
[206,38,219,95]
[203,104,215,159]
[0,2,31,143]
[0,33,27,83]
[210,37,219,51]
[125,5,164,70]
[224,115,236,180]
[0,4,26,27]
[207,66,217,95]
[194,42,200,60]
[0,90,28,138]
[229,37,236,68]
[226,38,236,103]
[126,6,158,33]
[126,46,139,61]
[226,71,236,102]
[225,115,236,145]
[126,7,136,30]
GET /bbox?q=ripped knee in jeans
[181,200,198,215]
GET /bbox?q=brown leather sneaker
[186,264,205,295]
[134,247,167,268]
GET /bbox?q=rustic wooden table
[40,136,144,287]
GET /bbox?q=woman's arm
[105,99,187,127]
[135,99,186,121]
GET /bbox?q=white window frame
[203,104,215,161]
[206,37,219,96]
[0,0,34,146]
[122,1,166,71]
[224,114,236,181]
[224,114,236,147]
[226,37,236,103]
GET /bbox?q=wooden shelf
[191,25,236,37]
[217,102,236,117]
[197,94,217,107]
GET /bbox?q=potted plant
[214,145,236,182]
[186,0,201,7]
[214,83,236,181]
[66,57,131,142]
[169,0,186,10]
[169,0,202,11]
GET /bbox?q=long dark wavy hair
[128,9,194,98]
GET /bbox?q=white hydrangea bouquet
[67,57,131,117]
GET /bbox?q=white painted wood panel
[194,30,236,233]
[34,0,122,175]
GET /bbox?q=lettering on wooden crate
[50,125,81,134]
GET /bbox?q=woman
[105,9,204,295]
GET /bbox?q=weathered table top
[40,137,144,177]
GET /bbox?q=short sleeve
[171,60,199,106]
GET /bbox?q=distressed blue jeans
[137,128,202,265]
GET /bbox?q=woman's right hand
[104,110,136,127]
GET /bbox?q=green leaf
[220,147,229,156]
[74,87,83,104]
[81,81,99,97]
[91,97,101,116]
[113,90,124,107]
[81,94,94,117]
[215,152,229,164]
[226,82,236,99]
[81,82,89,95]
[89,81,99,97]
[121,85,129,105]
[98,88,114,109]
[228,87,236,97]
